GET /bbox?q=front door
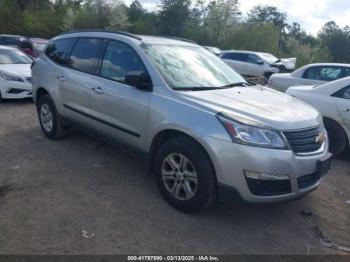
[89,40,152,150]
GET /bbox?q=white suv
[31,31,331,213]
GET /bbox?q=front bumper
[0,81,33,99]
[205,136,330,204]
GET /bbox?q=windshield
[143,44,245,90]
[259,53,279,64]
[0,49,32,64]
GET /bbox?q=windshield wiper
[173,87,222,91]
[219,82,249,88]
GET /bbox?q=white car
[219,50,296,78]
[0,45,33,99]
[287,77,350,156]
[269,63,350,92]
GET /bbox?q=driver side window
[100,41,146,84]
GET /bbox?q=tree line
[0,0,349,66]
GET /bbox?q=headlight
[0,71,24,82]
[216,112,288,149]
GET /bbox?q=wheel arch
[323,116,349,150]
[148,129,217,176]
[35,87,50,104]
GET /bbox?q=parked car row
[1,30,349,213]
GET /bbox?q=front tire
[37,95,66,140]
[324,118,347,156]
[154,136,217,213]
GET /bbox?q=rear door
[333,85,350,129]
[57,38,107,125]
[89,40,152,150]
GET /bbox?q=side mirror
[256,59,264,65]
[125,71,152,91]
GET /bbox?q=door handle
[57,76,65,81]
[92,87,104,95]
[346,108,350,112]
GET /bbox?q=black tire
[324,118,348,157]
[37,94,66,140]
[154,136,217,213]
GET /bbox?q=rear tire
[324,118,347,157]
[154,136,217,213]
[37,95,66,140]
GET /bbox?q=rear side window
[333,85,350,100]
[45,38,76,65]
[100,41,146,83]
[342,67,350,77]
[303,66,342,81]
[68,38,107,75]
[0,36,21,46]
[221,53,247,61]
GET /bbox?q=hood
[273,58,296,70]
[0,64,31,78]
[179,85,320,130]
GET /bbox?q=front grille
[283,126,322,154]
[246,178,291,196]
[298,173,321,189]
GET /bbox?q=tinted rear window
[303,66,342,81]
[68,38,107,75]
[221,53,247,61]
[0,36,22,46]
[45,38,76,65]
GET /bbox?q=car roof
[221,50,258,54]
[0,34,24,38]
[302,63,350,67]
[54,30,199,47]
[0,45,17,50]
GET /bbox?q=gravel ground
[0,100,349,255]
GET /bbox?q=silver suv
[32,31,331,213]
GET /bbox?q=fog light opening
[244,170,289,181]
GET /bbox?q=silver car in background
[32,31,331,213]
[268,63,350,92]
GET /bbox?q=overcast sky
[125,0,350,35]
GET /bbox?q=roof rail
[58,29,142,41]
[163,36,197,44]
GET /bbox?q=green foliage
[158,0,192,36]
[0,0,349,66]
[318,21,350,63]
